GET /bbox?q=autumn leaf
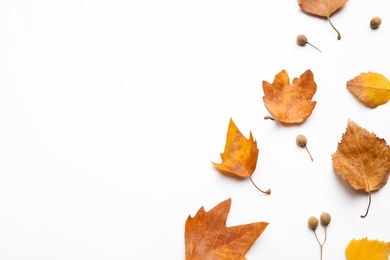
[332,120,390,217]
[299,0,348,40]
[262,69,317,124]
[212,118,270,194]
[346,238,390,260]
[185,198,268,260]
[347,72,390,108]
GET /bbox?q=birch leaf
[332,120,390,217]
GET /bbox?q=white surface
[1,0,390,259]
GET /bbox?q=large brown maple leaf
[332,120,390,218]
[185,198,268,260]
[262,69,317,124]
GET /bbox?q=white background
[1,0,390,259]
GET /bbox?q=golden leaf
[347,72,390,108]
[212,118,270,194]
[185,198,268,260]
[332,120,390,217]
[346,238,390,260]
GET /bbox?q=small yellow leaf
[212,118,258,178]
[347,72,390,108]
[346,238,390,260]
[212,118,270,194]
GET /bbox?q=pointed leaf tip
[185,198,268,260]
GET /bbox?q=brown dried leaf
[185,198,268,260]
[332,120,390,217]
[299,0,348,39]
[262,70,317,124]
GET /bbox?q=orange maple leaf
[299,0,348,39]
[332,120,390,218]
[347,72,390,108]
[262,70,317,124]
[212,118,270,194]
[346,238,390,260]
[185,198,268,260]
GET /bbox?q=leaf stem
[327,17,341,40]
[361,191,371,218]
[248,176,271,195]
[264,116,275,121]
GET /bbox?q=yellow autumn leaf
[346,238,390,260]
[212,118,270,194]
[347,72,390,108]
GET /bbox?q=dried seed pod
[297,34,308,46]
[308,216,319,230]
[296,134,313,161]
[309,213,331,260]
[296,34,321,52]
[296,134,307,147]
[320,212,331,226]
[370,17,382,29]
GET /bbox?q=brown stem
[323,226,327,245]
[313,230,323,260]
[305,146,313,161]
[327,16,341,40]
[248,176,271,195]
[313,227,327,260]
[307,42,321,52]
[313,230,321,246]
[264,116,275,121]
[361,191,372,218]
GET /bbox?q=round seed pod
[296,34,308,46]
[370,17,382,29]
[320,212,331,226]
[296,134,307,148]
[308,216,319,230]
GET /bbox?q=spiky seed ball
[308,216,319,230]
[320,212,331,226]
